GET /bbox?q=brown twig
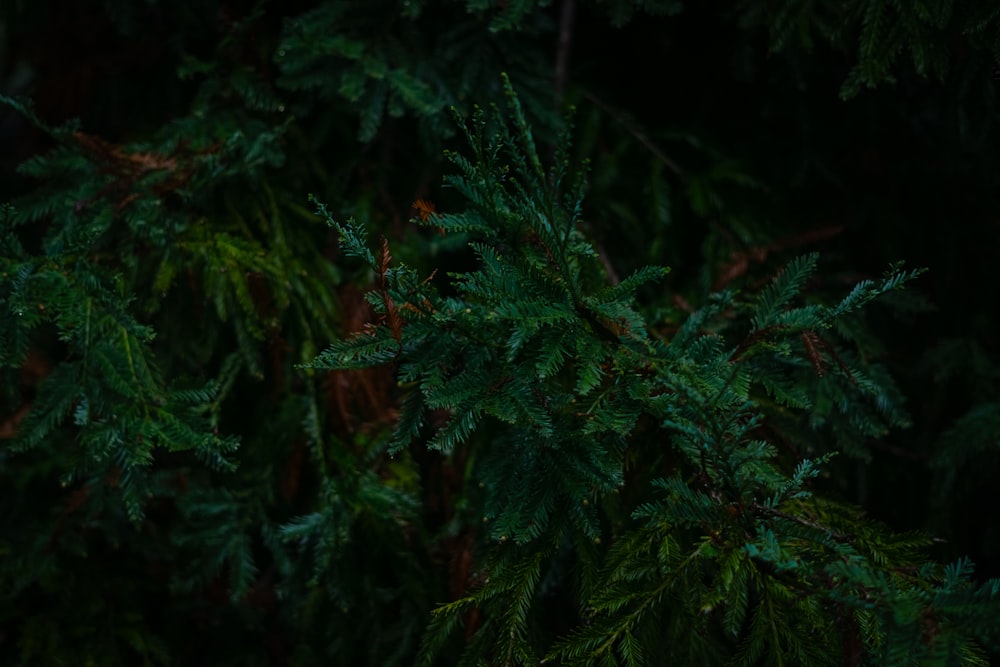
[582,90,685,179]
[554,0,576,107]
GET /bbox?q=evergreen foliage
[2,1,1000,665]
[306,78,999,665]
[735,0,1000,98]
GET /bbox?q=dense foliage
[2,1,999,665]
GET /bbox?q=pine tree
[2,1,999,664]
[306,76,1000,665]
